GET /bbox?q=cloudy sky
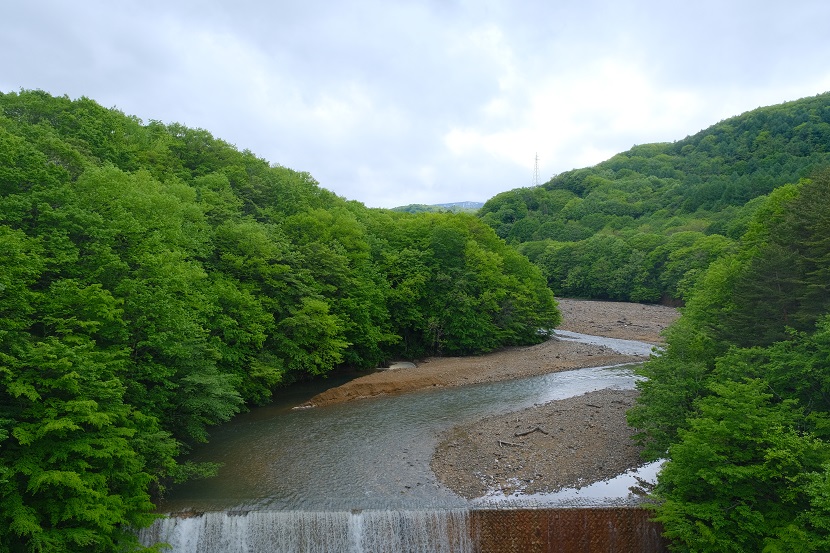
[3,1,830,208]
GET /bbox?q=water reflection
[158,362,644,513]
[553,330,657,356]
[474,460,663,508]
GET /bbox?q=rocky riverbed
[304,298,679,499]
[304,298,678,408]
[431,388,645,498]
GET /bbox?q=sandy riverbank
[303,298,678,408]
[303,298,679,499]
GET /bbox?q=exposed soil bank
[554,298,678,343]
[302,298,679,500]
[303,341,639,408]
[303,298,678,408]
[429,299,678,499]
[431,388,644,498]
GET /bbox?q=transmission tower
[532,152,541,187]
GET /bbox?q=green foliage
[0,89,560,551]
[655,379,827,553]
[629,171,830,550]
[365,211,559,357]
[1,338,160,553]
[479,93,830,303]
[536,233,660,302]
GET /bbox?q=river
[153,332,655,514]
[140,333,664,551]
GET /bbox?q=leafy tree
[655,379,827,553]
[477,92,830,303]
[630,171,830,550]
[1,338,160,552]
[0,89,563,550]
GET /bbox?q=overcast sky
[3,1,830,208]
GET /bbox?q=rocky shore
[303,298,678,408]
[304,298,679,499]
[431,388,645,498]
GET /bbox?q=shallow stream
[156,332,655,513]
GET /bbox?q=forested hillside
[479,92,830,303]
[0,90,558,552]
[628,170,830,551]
[392,201,484,214]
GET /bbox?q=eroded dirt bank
[303,298,678,408]
[429,299,678,499]
[302,298,679,500]
[303,341,640,407]
[554,298,678,343]
[431,388,645,498]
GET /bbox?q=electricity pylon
[533,152,541,187]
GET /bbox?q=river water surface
[156,332,654,513]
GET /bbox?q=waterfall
[137,509,474,553]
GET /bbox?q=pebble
[431,389,646,499]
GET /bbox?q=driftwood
[498,440,526,447]
[514,426,549,437]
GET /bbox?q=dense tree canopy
[628,170,830,551]
[4,87,830,552]
[480,92,830,304]
[0,90,559,552]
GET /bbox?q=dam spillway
[138,509,473,553]
[138,507,668,552]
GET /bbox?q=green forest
[478,91,830,550]
[3,88,830,552]
[628,171,830,551]
[478,92,830,303]
[0,90,558,552]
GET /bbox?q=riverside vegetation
[482,91,830,550]
[627,172,830,551]
[0,90,558,552]
[480,92,830,304]
[2,88,830,551]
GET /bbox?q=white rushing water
[138,509,473,553]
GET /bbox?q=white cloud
[3,0,830,208]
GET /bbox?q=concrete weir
[139,507,668,552]
[471,507,668,553]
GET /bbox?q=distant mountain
[434,201,484,210]
[392,201,484,213]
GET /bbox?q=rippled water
[553,330,657,356]
[158,339,649,513]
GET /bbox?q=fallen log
[514,426,549,437]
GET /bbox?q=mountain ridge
[477,91,830,303]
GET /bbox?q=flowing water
[138,509,473,553]
[140,332,658,551]
[553,330,657,356]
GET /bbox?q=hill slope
[0,89,559,551]
[478,92,830,303]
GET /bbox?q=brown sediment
[431,388,645,498]
[428,299,678,499]
[302,299,679,499]
[302,340,641,408]
[303,298,678,408]
[554,298,678,343]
